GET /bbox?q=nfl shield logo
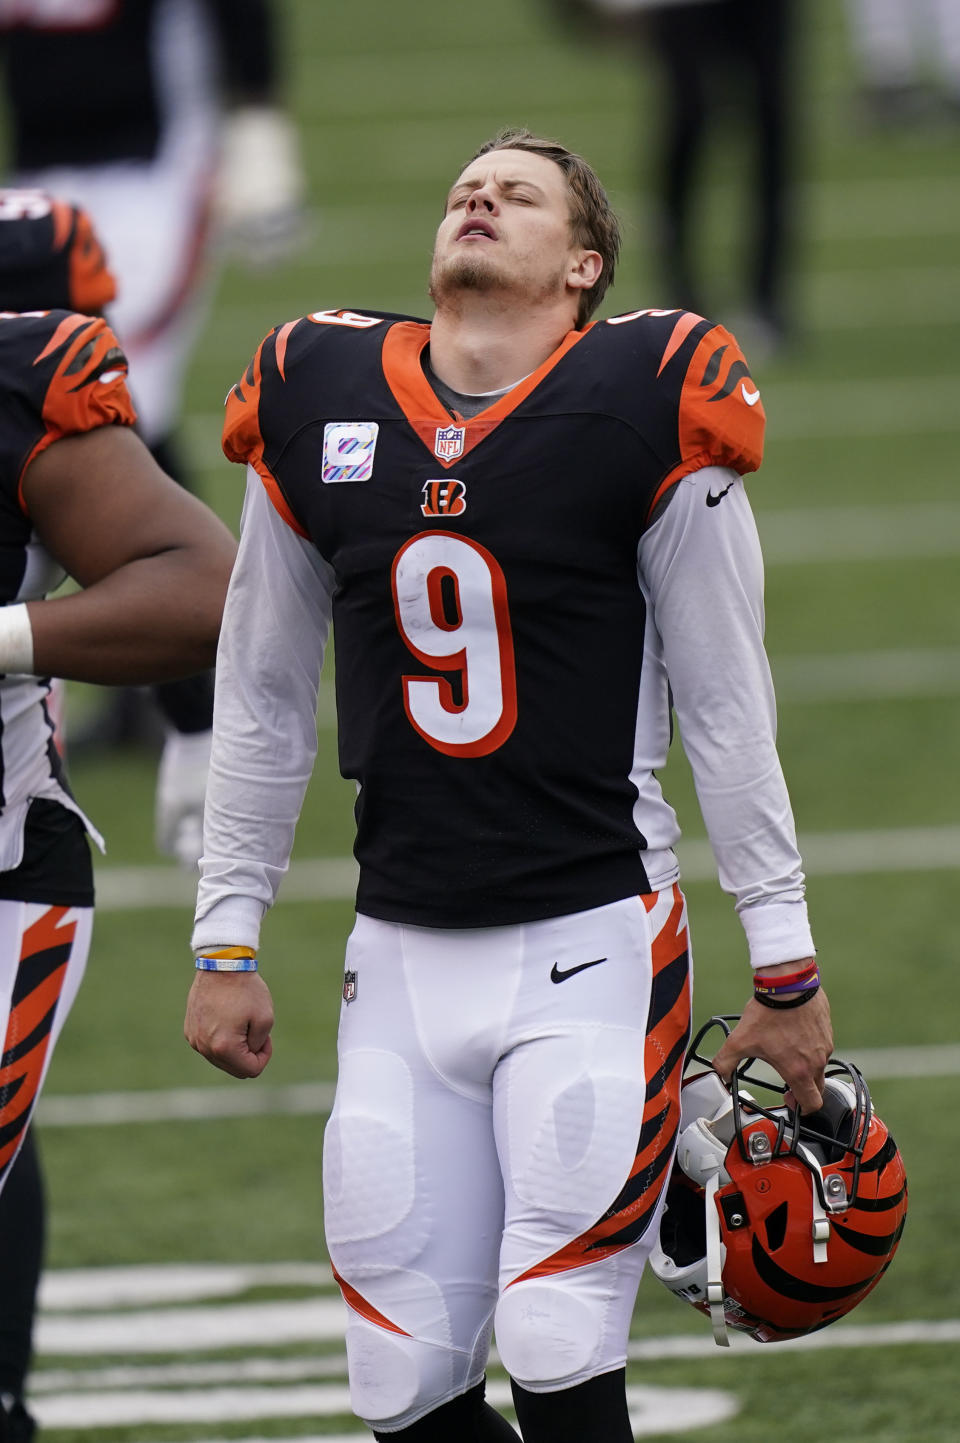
[343,970,358,1004]
[434,424,465,461]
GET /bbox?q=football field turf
[15,0,960,1437]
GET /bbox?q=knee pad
[495,1281,601,1388]
[345,1316,476,1431]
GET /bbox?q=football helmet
[649,1015,907,1345]
[0,189,116,314]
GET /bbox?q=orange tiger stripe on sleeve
[223,326,310,538]
[67,204,117,315]
[646,322,766,521]
[17,313,137,512]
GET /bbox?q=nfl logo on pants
[343,970,358,1003]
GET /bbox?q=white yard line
[38,1081,338,1127]
[32,1316,960,1393]
[626,1318,960,1358]
[317,647,960,733]
[29,1258,957,1435]
[756,502,960,561]
[184,372,960,466]
[30,1380,736,1435]
[808,267,960,327]
[770,647,960,701]
[763,379,960,443]
[89,823,960,918]
[37,1042,960,1130]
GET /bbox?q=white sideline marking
[628,1319,960,1359]
[756,503,960,561]
[186,384,960,462]
[320,647,960,731]
[31,1381,737,1435]
[36,1298,348,1356]
[810,267,960,328]
[39,1262,334,1311]
[767,380,960,443]
[32,1354,353,1391]
[90,823,960,917]
[36,1039,960,1131]
[38,1080,338,1126]
[771,647,960,701]
[321,647,960,728]
[32,1320,960,1386]
[30,1260,957,1436]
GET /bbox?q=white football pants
[324,886,693,1432]
[0,901,93,1189]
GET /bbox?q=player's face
[430,149,587,310]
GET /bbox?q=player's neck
[428,297,577,395]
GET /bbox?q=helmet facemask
[650,1016,908,1346]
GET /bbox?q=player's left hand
[155,727,211,868]
[712,987,834,1114]
[185,971,275,1079]
[215,104,308,266]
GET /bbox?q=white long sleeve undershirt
[638,466,814,967]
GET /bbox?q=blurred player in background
[556,0,798,355]
[845,0,960,125]
[0,190,237,1443]
[0,0,306,751]
[185,128,832,1441]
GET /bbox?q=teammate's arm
[17,424,236,682]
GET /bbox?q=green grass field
[13,0,960,1437]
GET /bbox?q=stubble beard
[428,249,509,308]
[429,248,569,315]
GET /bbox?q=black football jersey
[0,0,277,170]
[224,307,765,927]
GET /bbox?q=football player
[0,0,305,750]
[185,128,833,1442]
[0,190,236,1443]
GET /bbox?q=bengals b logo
[421,479,466,517]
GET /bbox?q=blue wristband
[195,955,259,972]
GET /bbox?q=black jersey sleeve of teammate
[0,191,116,315]
[0,310,137,512]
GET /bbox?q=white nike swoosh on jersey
[741,382,761,406]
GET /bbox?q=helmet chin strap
[796,1143,832,1264]
[704,1170,730,1347]
[703,1144,831,1348]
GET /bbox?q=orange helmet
[650,1016,908,1345]
[0,188,116,315]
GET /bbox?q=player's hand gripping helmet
[649,1016,907,1346]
